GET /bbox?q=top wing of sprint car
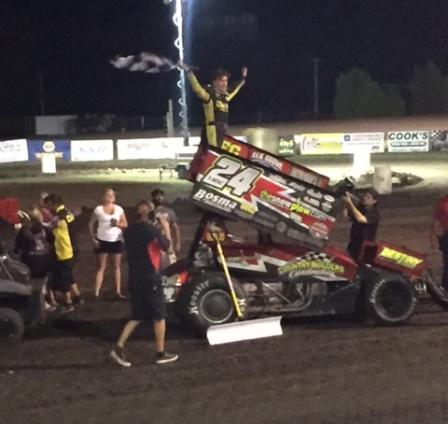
[187,135,347,249]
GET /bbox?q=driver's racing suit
[187,71,245,148]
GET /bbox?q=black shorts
[130,274,166,321]
[95,240,123,254]
[51,259,75,293]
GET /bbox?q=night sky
[1,0,447,125]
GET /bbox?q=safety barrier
[0,130,447,164]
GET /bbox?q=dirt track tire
[0,307,25,346]
[364,274,417,325]
[176,272,247,335]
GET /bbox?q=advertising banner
[117,138,184,160]
[342,133,385,153]
[278,136,296,157]
[386,131,429,152]
[295,133,344,155]
[295,133,385,155]
[27,140,71,161]
[191,146,339,248]
[70,139,114,162]
[0,139,29,163]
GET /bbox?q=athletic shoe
[110,346,131,367]
[44,302,58,312]
[72,296,85,306]
[155,352,178,364]
[58,303,74,313]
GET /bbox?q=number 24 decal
[202,156,262,196]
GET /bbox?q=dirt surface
[1,178,448,424]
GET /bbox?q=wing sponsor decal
[192,149,338,246]
[378,247,424,269]
[279,252,346,279]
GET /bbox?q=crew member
[110,200,178,367]
[182,63,248,148]
[343,188,381,261]
[431,193,448,290]
[151,188,181,266]
[45,194,82,311]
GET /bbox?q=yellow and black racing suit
[187,71,245,148]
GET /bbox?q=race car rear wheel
[176,272,247,335]
[0,307,25,346]
[364,274,417,325]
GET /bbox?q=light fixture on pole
[165,0,189,141]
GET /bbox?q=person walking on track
[89,188,128,299]
[110,200,178,367]
[431,193,448,290]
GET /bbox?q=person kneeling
[110,200,178,367]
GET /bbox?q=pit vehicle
[0,199,45,345]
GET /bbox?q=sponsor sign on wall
[117,138,184,160]
[278,136,296,157]
[296,133,385,155]
[387,131,429,152]
[27,140,71,161]
[342,133,385,153]
[0,139,29,163]
[295,133,344,155]
[70,139,114,162]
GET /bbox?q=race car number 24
[202,156,262,196]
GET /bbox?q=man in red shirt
[431,194,448,290]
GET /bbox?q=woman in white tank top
[88,188,128,298]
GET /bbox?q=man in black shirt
[343,188,380,261]
[110,201,178,367]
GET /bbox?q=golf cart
[0,198,45,346]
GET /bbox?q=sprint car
[162,136,447,333]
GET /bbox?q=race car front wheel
[0,307,25,346]
[364,274,417,325]
[176,272,247,335]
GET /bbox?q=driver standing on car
[181,63,248,148]
[343,188,381,261]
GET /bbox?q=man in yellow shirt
[46,194,82,312]
[182,64,248,148]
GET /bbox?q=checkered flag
[110,52,177,74]
[430,130,447,142]
[298,251,332,262]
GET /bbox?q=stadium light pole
[165,0,189,141]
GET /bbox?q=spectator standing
[89,188,128,298]
[39,192,53,224]
[15,207,56,309]
[151,188,181,266]
[431,193,448,290]
[110,200,178,367]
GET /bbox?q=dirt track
[1,182,448,424]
